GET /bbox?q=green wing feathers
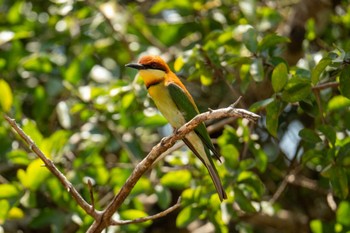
[167,83,221,161]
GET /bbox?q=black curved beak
[125,63,145,70]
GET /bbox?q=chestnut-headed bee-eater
[126,55,227,201]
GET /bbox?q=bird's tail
[206,162,227,202]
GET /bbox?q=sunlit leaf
[6,149,30,165]
[120,209,151,227]
[160,170,191,190]
[337,201,350,226]
[22,119,43,145]
[0,184,19,199]
[327,95,350,111]
[271,62,288,92]
[174,56,185,72]
[311,57,331,85]
[8,207,24,219]
[0,200,10,224]
[64,59,81,84]
[220,144,239,169]
[176,205,202,228]
[17,159,51,191]
[0,79,13,112]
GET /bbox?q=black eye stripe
[144,62,166,71]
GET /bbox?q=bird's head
[126,55,170,86]
[126,55,170,73]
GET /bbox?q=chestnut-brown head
[126,55,170,73]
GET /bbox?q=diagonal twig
[3,115,98,218]
[110,197,182,226]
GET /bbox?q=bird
[126,55,227,201]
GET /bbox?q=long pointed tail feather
[207,163,227,201]
[183,137,227,201]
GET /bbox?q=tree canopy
[1,0,350,232]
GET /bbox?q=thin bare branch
[110,197,181,225]
[88,179,95,211]
[3,115,98,218]
[312,81,339,90]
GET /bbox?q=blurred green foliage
[1,0,350,232]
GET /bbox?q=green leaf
[22,119,43,145]
[242,27,258,53]
[0,79,13,112]
[329,166,348,199]
[327,95,350,111]
[250,58,264,82]
[21,55,52,73]
[266,99,283,137]
[0,200,10,224]
[17,159,51,191]
[120,209,151,227]
[282,76,311,102]
[251,146,268,172]
[311,57,331,85]
[64,59,81,84]
[337,201,350,226]
[160,170,191,190]
[318,125,336,146]
[337,142,350,167]
[259,34,290,51]
[249,98,274,112]
[220,144,239,169]
[339,65,350,99]
[174,56,185,72]
[234,187,256,213]
[299,128,322,144]
[302,149,327,166]
[271,62,288,92]
[0,184,19,199]
[6,149,30,165]
[176,205,202,228]
[310,219,322,233]
[155,185,172,210]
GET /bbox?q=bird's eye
[149,63,158,69]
